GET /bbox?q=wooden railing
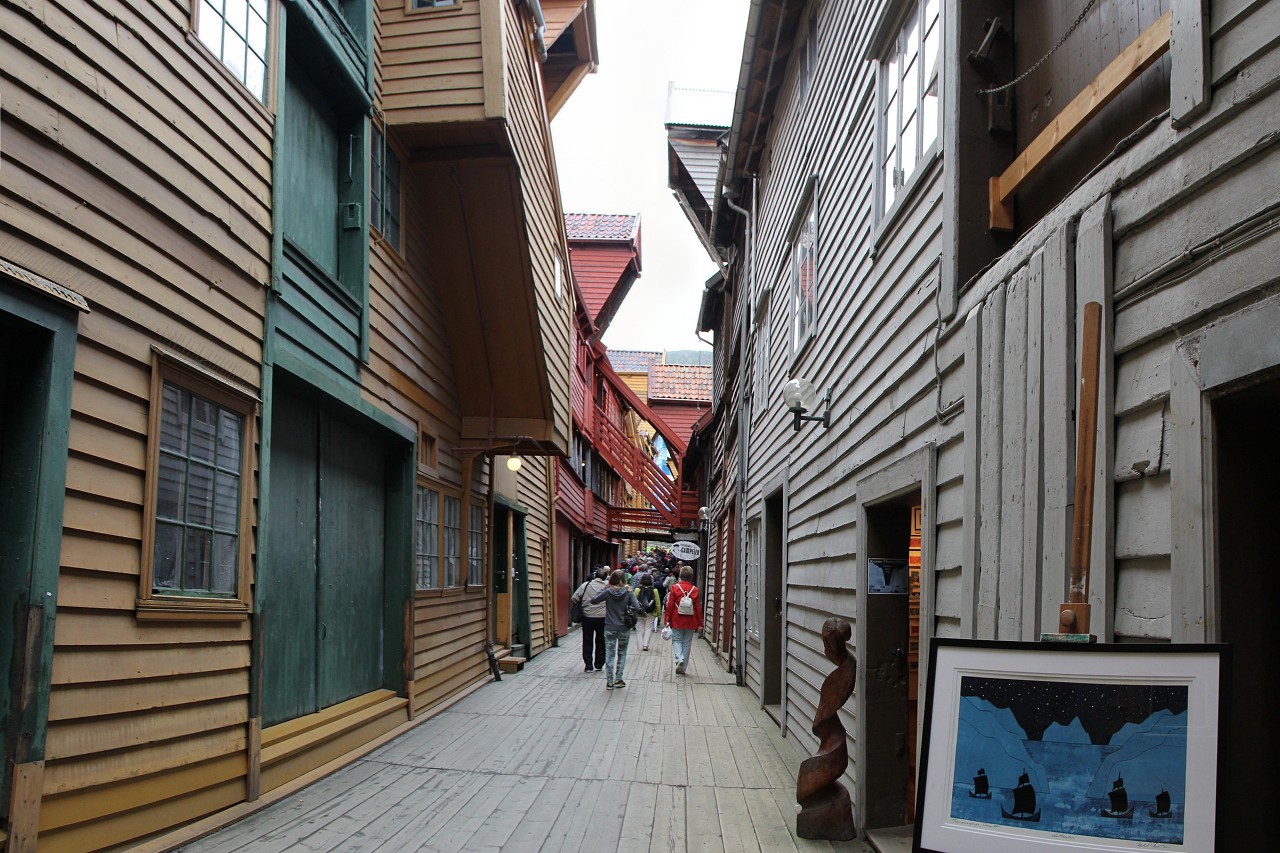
[593,404,682,526]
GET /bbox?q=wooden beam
[989,10,1172,231]
[6,761,44,853]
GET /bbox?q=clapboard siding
[376,0,486,123]
[502,0,572,454]
[517,456,555,654]
[2,0,270,845]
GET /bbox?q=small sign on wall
[671,540,701,562]
[869,557,909,594]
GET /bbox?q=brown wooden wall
[362,149,493,718]
[376,0,486,126]
[1,0,271,847]
[517,456,556,653]
[503,0,573,455]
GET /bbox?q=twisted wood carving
[796,617,857,840]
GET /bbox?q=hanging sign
[671,541,702,561]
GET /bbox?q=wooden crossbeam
[990,10,1172,231]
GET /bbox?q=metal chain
[976,0,1099,95]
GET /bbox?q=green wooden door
[512,514,530,648]
[317,414,385,707]
[0,293,77,807]
[262,392,319,725]
[263,392,388,725]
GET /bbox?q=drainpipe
[527,0,548,61]
[723,185,752,687]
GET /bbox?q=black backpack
[637,586,655,611]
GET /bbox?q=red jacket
[664,581,703,630]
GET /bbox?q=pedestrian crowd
[568,547,703,689]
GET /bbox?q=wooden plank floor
[180,637,871,852]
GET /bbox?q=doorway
[763,492,785,714]
[862,489,922,830]
[0,293,76,822]
[262,390,397,726]
[492,505,529,653]
[1212,375,1278,850]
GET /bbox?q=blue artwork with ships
[949,676,1188,844]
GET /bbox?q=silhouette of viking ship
[1100,774,1135,819]
[1148,788,1173,819]
[968,768,991,799]
[1000,770,1041,821]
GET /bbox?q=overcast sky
[551,0,749,354]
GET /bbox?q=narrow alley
[174,639,871,853]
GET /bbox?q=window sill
[415,585,484,599]
[136,596,251,622]
[405,0,466,18]
[371,226,407,270]
[871,142,943,260]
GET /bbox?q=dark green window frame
[371,125,403,254]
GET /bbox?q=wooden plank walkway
[179,637,872,852]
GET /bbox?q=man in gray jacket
[571,567,610,672]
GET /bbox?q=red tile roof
[608,350,663,373]
[565,213,640,242]
[648,364,713,402]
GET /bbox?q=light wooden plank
[960,304,983,637]
[686,786,724,852]
[1077,195,1117,640]
[1022,249,1046,640]
[998,268,1029,640]
[1171,0,1211,126]
[703,725,745,788]
[1040,223,1077,633]
[543,778,602,851]
[977,284,1007,638]
[742,786,801,853]
[416,772,518,850]
[618,782,659,849]
[498,776,576,852]
[649,785,685,853]
[990,11,1173,229]
[461,775,548,851]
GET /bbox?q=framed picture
[914,639,1229,853]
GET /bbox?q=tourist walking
[571,567,609,672]
[664,566,702,675]
[635,574,661,649]
[591,570,642,688]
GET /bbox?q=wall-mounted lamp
[506,455,524,472]
[698,506,710,521]
[782,378,831,431]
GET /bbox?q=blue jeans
[604,628,630,682]
[671,628,695,667]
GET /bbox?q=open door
[1212,375,1278,850]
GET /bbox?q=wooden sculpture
[796,617,857,840]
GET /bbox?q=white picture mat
[918,644,1221,853]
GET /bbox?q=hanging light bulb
[506,455,524,472]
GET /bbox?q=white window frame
[874,0,942,224]
[192,0,272,105]
[787,177,819,361]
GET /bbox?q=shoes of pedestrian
[584,665,593,672]
[605,681,615,689]
[642,645,649,651]
[675,660,686,675]
[615,679,626,688]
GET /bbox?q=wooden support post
[403,598,416,719]
[5,761,44,853]
[1058,301,1102,637]
[246,719,262,802]
[989,11,1172,231]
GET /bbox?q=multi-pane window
[415,485,440,589]
[443,495,462,587]
[879,0,941,214]
[370,126,402,254]
[412,0,456,9]
[790,199,817,353]
[196,0,270,103]
[153,382,244,596]
[753,307,770,420]
[468,504,485,586]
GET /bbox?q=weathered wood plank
[998,269,1029,640]
[977,285,1006,639]
[1022,250,1046,640]
[960,304,983,636]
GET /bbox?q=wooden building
[682,0,1277,846]
[555,214,700,632]
[1,0,595,849]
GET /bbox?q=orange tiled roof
[648,364,712,402]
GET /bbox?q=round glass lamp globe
[506,455,523,472]
[782,378,818,413]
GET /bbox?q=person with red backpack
[663,565,703,675]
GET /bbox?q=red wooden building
[554,215,700,633]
